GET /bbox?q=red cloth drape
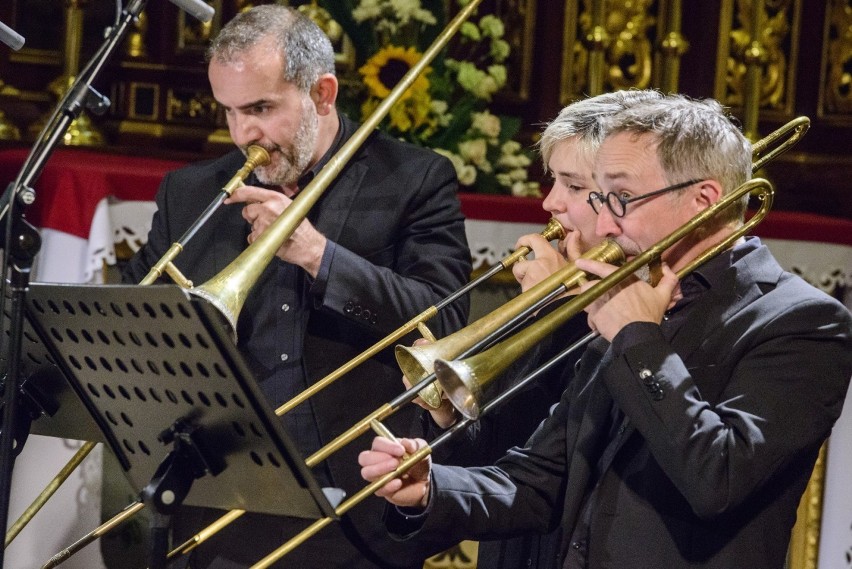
[1,147,849,246]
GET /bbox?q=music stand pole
[0,3,149,565]
[0,219,40,569]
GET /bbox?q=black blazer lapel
[312,157,368,244]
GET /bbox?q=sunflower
[359,45,431,100]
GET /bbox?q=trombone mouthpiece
[542,218,566,242]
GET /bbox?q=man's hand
[226,185,327,277]
[574,258,680,341]
[359,436,432,508]
[512,233,568,292]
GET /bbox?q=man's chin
[256,162,299,187]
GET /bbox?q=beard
[249,96,318,187]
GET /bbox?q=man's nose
[230,114,261,146]
[595,203,622,238]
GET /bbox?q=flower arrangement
[320,0,541,197]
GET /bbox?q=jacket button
[344,302,354,314]
[353,305,362,316]
[362,309,371,320]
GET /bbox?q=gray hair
[538,89,665,170]
[602,94,752,223]
[206,5,335,93]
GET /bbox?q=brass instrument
[279,217,565,413]
[34,1,488,566]
[436,177,774,419]
[430,117,810,420]
[395,238,624,384]
[395,115,810,390]
[250,174,776,566]
[140,144,271,287]
[751,116,809,172]
[433,117,810,420]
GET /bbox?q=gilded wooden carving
[787,444,827,569]
[166,88,219,125]
[821,0,852,116]
[561,0,658,103]
[176,0,220,52]
[714,0,801,114]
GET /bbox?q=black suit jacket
[124,116,471,568]
[392,239,852,569]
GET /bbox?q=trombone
[38,113,809,567]
[394,116,810,392]
[250,174,776,567]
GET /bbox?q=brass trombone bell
[394,239,624,389]
[411,217,565,409]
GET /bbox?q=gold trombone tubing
[164,221,568,559]
[436,177,775,419]
[167,236,623,560]
[10,147,271,562]
[249,176,776,568]
[187,0,486,334]
[751,116,809,172]
[4,441,97,547]
[139,144,270,287]
[394,238,625,383]
[277,217,564,414]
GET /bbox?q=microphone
[169,0,215,23]
[0,20,25,51]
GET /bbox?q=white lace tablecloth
[9,199,157,569]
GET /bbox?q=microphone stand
[0,2,149,566]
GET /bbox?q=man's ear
[311,73,338,116]
[694,179,723,211]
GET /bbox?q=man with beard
[123,5,470,568]
[360,94,852,569]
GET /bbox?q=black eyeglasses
[587,179,704,218]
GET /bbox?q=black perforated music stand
[1,294,103,444]
[23,283,338,523]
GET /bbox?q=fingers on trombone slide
[369,419,417,484]
[369,419,409,460]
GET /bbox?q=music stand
[1,291,103,445]
[23,283,340,565]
